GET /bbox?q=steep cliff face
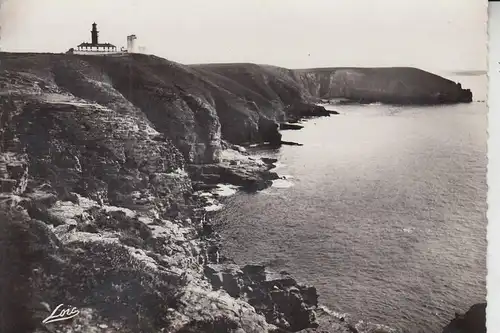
[0,53,472,164]
[0,53,223,164]
[0,72,187,212]
[292,67,472,104]
[195,64,472,106]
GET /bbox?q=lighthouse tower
[91,23,99,44]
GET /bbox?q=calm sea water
[213,74,487,333]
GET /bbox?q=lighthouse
[68,22,120,55]
[66,23,140,56]
[91,23,99,45]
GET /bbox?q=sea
[213,73,488,333]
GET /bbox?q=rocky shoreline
[0,103,383,333]
[0,135,398,333]
[0,141,485,333]
[0,52,482,333]
[180,144,400,333]
[181,114,486,333]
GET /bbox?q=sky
[0,0,489,71]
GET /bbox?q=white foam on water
[204,203,224,212]
[271,179,294,189]
[270,162,286,170]
[195,191,214,198]
[202,196,224,212]
[317,305,347,320]
[213,184,239,197]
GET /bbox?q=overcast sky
[0,0,488,71]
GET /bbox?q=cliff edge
[0,53,472,165]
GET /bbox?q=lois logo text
[42,304,80,324]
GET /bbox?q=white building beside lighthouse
[127,35,137,53]
[66,23,145,56]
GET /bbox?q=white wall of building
[73,50,124,55]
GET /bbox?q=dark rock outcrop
[442,303,486,333]
[281,141,304,146]
[280,123,304,130]
[187,153,279,193]
[204,264,319,332]
[285,102,339,123]
[202,264,398,333]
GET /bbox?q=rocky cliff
[0,52,476,333]
[0,53,471,164]
[442,303,486,333]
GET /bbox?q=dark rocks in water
[191,181,219,192]
[285,102,335,123]
[280,123,304,130]
[186,148,279,193]
[330,99,362,105]
[442,303,486,333]
[241,264,267,283]
[204,264,243,298]
[327,110,340,115]
[281,141,304,146]
[259,117,283,146]
[261,157,278,165]
[187,163,279,193]
[455,82,473,103]
[461,89,473,103]
[204,263,320,332]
